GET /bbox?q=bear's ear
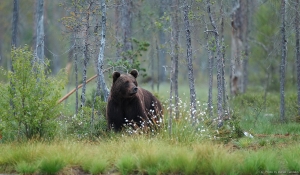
[130,69,138,78]
[112,71,121,83]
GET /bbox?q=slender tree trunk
[97,0,110,102]
[168,60,173,136]
[115,0,122,60]
[75,45,79,114]
[168,0,180,135]
[10,0,19,118]
[35,0,44,65]
[280,0,287,122]
[150,44,154,91]
[183,0,197,124]
[242,0,250,93]
[173,0,180,119]
[158,0,168,82]
[296,0,300,116]
[73,5,79,115]
[156,40,160,92]
[206,0,224,127]
[204,18,214,118]
[121,0,133,62]
[220,0,227,110]
[230,0,248,95]
[11,0,19,49]
[81,3,92,108]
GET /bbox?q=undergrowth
[1,47,300,174]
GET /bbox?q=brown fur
[106,69,163,131]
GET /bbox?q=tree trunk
[183,0,197,124]
[204,18,214,118]
[220,1,227,110]
[296,0,300,116]
[173,0,180,119]
[206,0,224,127]
[121,0,133,62]
[280,0,287,122]
[11,0,19,48]
[156,40,160,92]
[73,5,79,115]
[65,35,74,106]
[97,0,110,102]
[168,0,180,135]
[35,0,44,65]
[230,0,248,95]
[150,44,154,91]
[115,0,122,60]
[158,0,168,82]
[81,3,92,108]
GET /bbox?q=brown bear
[106,69,163,131]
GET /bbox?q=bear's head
[111,69,139,98]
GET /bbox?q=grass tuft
[116,154,137,175]
[39,157,65,174]
[15,161,38,174]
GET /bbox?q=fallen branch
[57,67,113,104]
[57,74,98,104]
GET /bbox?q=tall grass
[1,137,300,174]
[1,76,300,174]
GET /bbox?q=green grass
[1,137,300,174]
[1,82,300,174]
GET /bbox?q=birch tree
[204,17,214,118]
[230,0,248,95]
[280,0,287,122]
[172,0,180,120]
[183,0,197,124]
[97,0,109,102]
[158,0,168,82]
[35,0,44,65]
[296,0,300,116]
[121,0,133,62]
[206,0,224,126]
[11,0,19,49]
[168,0,180,135]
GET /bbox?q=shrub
[0,46,66,141]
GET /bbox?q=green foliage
[62,109,107,139]
[63,90,108,139]
[213,114,244,143]
[39,157,65,174]
[110,38,149,77]
[81,158,108,174]
[116,155,137,175]
[0,46,66,141]
[250,2,283,91]
[238,151,267,174]
[15,161,38,174]
[232,91,299,127]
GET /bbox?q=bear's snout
[132,87,138,94]
[129,87,138,96]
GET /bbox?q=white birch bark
[183,0,197,124]
[280,0,287,122]
[296,0,300,116]
[97,0,109,102]
[35,0,44,65]
[206,0,224,126]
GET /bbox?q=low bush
[0,46,66,141]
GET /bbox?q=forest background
[0,0,299,137]
[1,0,300,174]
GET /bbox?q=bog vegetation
[0,47,300,174]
